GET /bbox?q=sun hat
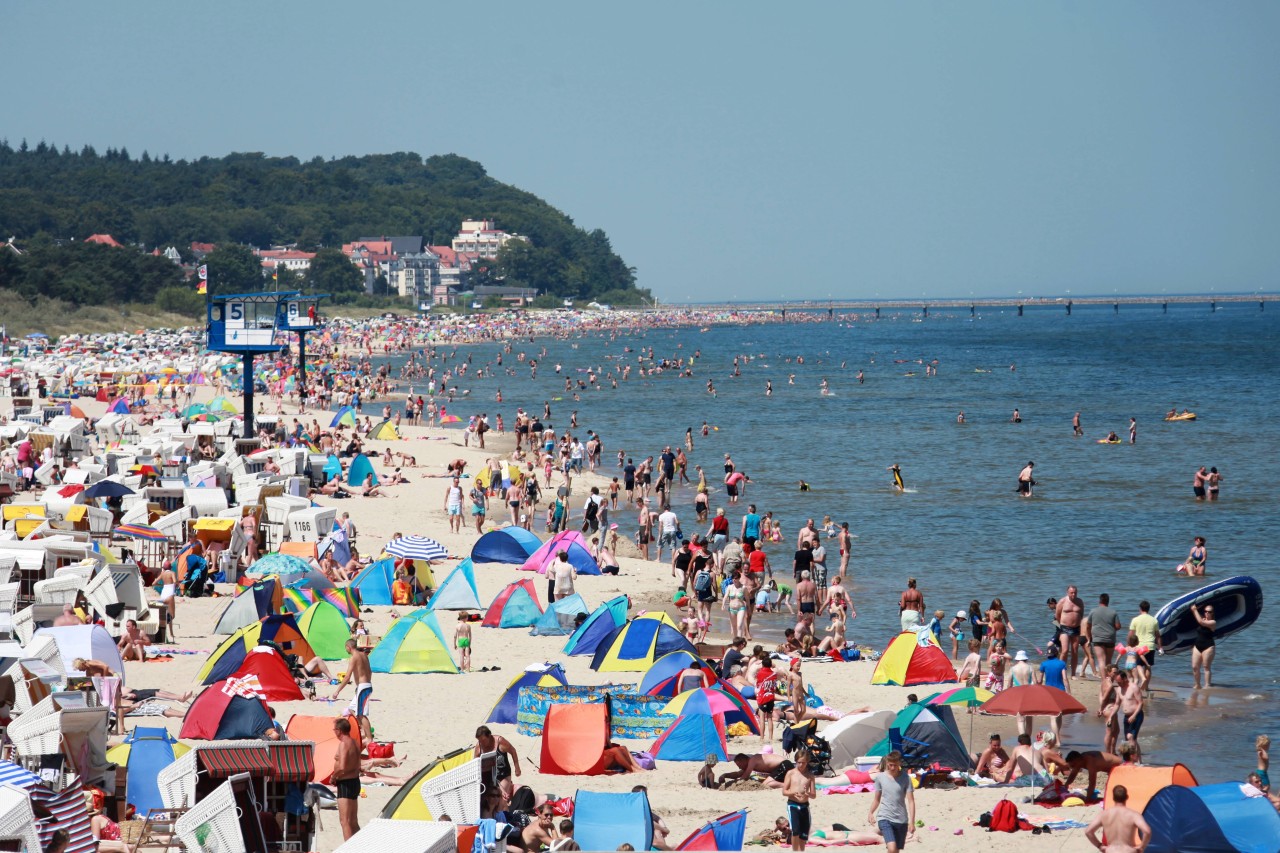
[1015,650,1029,661]
[956,610,967,618]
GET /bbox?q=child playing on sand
[698,754,719,788]
[1258,735,1271,792]
[454,613,473,672]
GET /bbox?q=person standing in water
[1017,462,1035,497]
[1073,412,1083,436]
[1128,417,1137,445]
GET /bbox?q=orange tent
[280,541,318,560]
[539,701,611,775]
[1104,763,1197,812]
[285,713,361,785]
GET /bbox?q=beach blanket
[124,701,171,717]
[1040,820,1089,830]
[820,783,875,795]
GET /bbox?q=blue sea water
[382,303,1280,781]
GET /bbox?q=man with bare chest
[1055,585,1084,677]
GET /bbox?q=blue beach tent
[107,727,188,818]
[349,557,396,605]
[650,714,730,762]
[427,559,483,610]
[329,406,357,428]
[676,810,748,852]
[346,453,379,486]
[1143,782,1280,853]
[563,595,629,656]
[471,527,542,564]
[638,650,703,695]
[531,593,590,636]
[321,455,343,482]
[574,790,653,853]
[485,662,568,725]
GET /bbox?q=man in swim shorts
[1055,585,1085,676]
[795,571,818,616]
[332,717,361,840]
[333,639,373,743]
[444,476,464,533]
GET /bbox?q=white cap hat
[1015,650,1029,661]
[957,610,967,618]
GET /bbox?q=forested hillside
[0,141,641,305]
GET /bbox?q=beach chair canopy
[333,819,456,853]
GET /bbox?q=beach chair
[420,757,484,824]
[0,583,20,639]
[333,819,457,853]
[0,781,43,853]
[8,693,110,759]
[33,573,86,606]
[0,556,14,585]
[184,487,229,518]
[158,747,199,809]
[174,778,246,853]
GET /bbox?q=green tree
[305,248,363,300]
[154,286,204,316]
[204,243,265,295]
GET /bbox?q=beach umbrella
[661,687,742,718]
[926,685,994,747]
[439,414,462,424]
[385,535,448,561]
[82,480,135,499]
[114,523,168,541]
[248,553,314,576]
[979,685,1086,717]
[130,464,159,476]
[927,686,994,708]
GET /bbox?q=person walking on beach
[783,748,816,851]
[332,717,361,841]
[1055,585,1085,676]
[867,750,915,853]
[332,639,373,744]
[444,476,464,533]
[1017,461,1035,497]
[1086,784,1150,853]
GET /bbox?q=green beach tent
[296,600,351,660]
[369,609,458,674]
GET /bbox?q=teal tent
[531,593,590,636]
[427,559,483,610]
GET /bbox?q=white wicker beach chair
[0,555,16,585]
[0,781,43,853]
[183,488,229,518]
[153,506,195,542]
[11,606,35,646]
[8,693,109,757]
[0,582,18,639]
[334,819,457,853]
[53,561,95,585]
[158,748,199,809]
[174,779,245,853]
[33,574,84,606]
[420,757,483,825]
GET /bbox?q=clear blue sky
[4,1,1279,301]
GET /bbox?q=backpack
[694,568,712,594]
[988,798,1019,833]
[584,498,599,520]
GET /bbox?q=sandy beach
[8,376,1118,853]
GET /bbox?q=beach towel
[124,701,171,717]
[820,783,876,794]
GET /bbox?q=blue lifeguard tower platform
[207,291,326,437]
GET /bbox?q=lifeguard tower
[207,290,327,439]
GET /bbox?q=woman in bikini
[724,571,748,639]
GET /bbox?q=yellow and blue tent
[330,406,357,427]
[590,612,698,672]
[369,609,458,674]
[368,420,400,440]
[484,662,567,725]
[379,747,474,820]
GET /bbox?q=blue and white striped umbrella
[385,535,448,561]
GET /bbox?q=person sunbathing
[117,619,152,662]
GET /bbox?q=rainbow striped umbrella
[114,524,168,542]
[320,586,359,616]
[439,414,462,425]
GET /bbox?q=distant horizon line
[655,289,1279,305]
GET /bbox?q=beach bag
[367,742,394,759]
[694,568,712,594]
[633,751,657,771]
[988,798,1019,832]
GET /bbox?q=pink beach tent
[519,530,601,575]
